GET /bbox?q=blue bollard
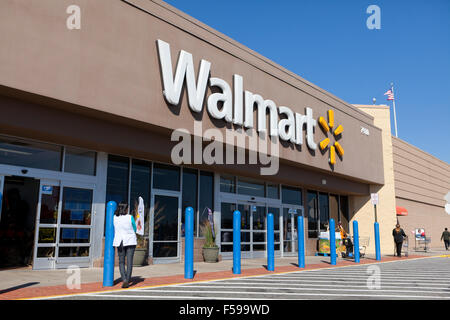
[103,201,117,287]
[297,215,305,268]
[267,213,274,271]
[233,210,241,274]
[185,207,194,279]
[374,222,381,261]
[329,219,336,265]
[353,220,360,263]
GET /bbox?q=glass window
[59,228,90,243]
[106,155,129,205]
[319,193,329,232]
[153,195,178,241]
[267,184,279,199]
[220,175,235,193]
[182,168,198,237]
[237,178,265,197]
[268,207,280,231]
[307,191,318,238]
[221,202,236,230]
[58,246,89,257]
[339,196,349,234]
[64,147,96,175]
[237,204,251,230]
[129,159,151,237]
[38,228,56,243]
[329,194,339,226]
[39,186,60,224]
[282,186,302,205]
[199,171,214,236]
[153,163,180,191]
[37,247,55,258]
[61,187,93,225]
[153,243,177,258]
[0,135,62,171]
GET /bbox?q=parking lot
[40,257,450,300]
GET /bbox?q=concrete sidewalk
[1,249,447,300]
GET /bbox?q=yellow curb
[19,255,439,300]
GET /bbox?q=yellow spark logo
[318,110,344,165]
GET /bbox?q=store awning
[396,206,408,216]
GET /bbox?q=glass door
[0,175,4,221]
[33,180,60,270]
[56,182,94,268]
[33,180,94,270]
[282,206,304,256]
[267,206,281,254]
[150,192,181,263]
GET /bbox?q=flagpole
[390,82,398,137]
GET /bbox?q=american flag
[384,89,394,101]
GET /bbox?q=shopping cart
[394,235,409,256]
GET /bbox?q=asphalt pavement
[37,256,450,300]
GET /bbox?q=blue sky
[165,0,450,163]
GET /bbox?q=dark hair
[446,228,448,231]
[115,202,129,216]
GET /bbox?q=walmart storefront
[0,0,391,270]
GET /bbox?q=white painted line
[302,270,450,275]
[167,283,450,291]
[272,275,450,282]
[44,294,274,300]
[152,284,450,295]
[224,277,450,285]
[95,289,450,299]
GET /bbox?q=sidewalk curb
[8,254,435,301]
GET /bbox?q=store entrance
[0,176,39,269]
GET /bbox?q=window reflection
[61,188,93,225]
[0,135,62,171]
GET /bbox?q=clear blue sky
[164,0,450,163]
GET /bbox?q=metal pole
[267,213,274,271]
[297,215,305,268]
[103,201,117,287]
[353,220,360,263]
[374,222,381,261]
[391,84,398,137]
[329,219,336,265]
[233,210,241,274]
[184,206,194,279]
[374,204,378,223]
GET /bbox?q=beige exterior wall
[392,137,450,248]
[0,0,384,185]
[351,105,398,255]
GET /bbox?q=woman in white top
[113,202,137,288]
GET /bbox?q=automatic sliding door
[237,204,251,254]
[56,185,94,268]
[268,207,280,252]
[252,205,266,255]
[33,181,60,270]
[282,207,304,256]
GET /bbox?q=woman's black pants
[395,241,403,257]
[117,243,136,283]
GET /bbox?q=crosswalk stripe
[135,284,450,295]
[94,289,450,299]
[163,283,450,291]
